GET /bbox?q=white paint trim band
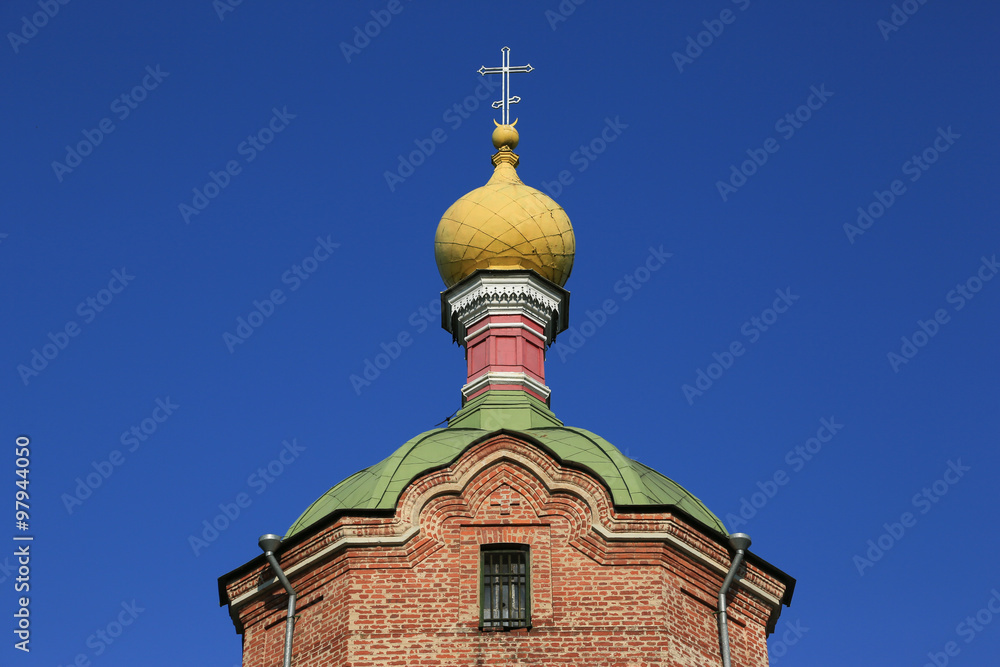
[466,321,547,343]
[462,371,550,399]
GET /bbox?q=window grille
[480,545,530,630]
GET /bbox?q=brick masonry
[221,434,792,666]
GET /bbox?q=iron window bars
[480,544,531,630]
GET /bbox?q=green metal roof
[287,391,725,537]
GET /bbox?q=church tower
[218,48,794,666]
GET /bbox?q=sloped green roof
[287,391,725,537]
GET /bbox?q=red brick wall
[228,435,785,666]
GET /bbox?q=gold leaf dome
[434,125,575,288]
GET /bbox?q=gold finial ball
[492,123,519,150]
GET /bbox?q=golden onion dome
[434,124,575,288]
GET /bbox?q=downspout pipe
[718,533,751,667]
[259,534,296,667]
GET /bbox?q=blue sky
[3,1,999,665]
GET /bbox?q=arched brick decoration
[221,433,792,666]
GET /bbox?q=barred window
[480,545,531,630]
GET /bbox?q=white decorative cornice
[441,271,569,344]
[462,371,551,400]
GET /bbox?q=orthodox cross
[478,46,533,125]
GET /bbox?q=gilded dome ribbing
[434,125,575,288]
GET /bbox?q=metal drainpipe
[259,535,297,667]
[718,533,751,667]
